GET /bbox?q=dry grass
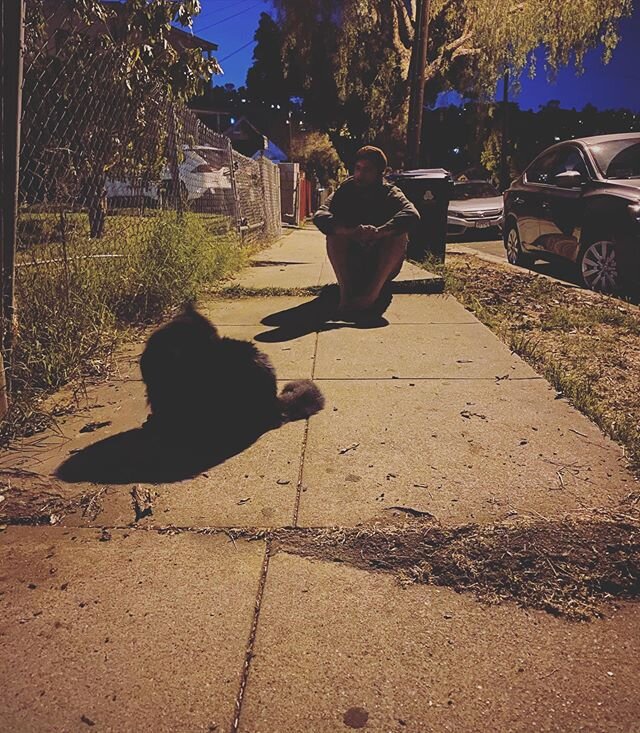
[155,502,640,620]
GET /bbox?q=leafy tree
[272,0,632,166]
[245,13,291,108]
[22,0,219,235]
[290,131,346,187]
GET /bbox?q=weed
[3,212,252,445]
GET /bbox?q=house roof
[224,116,265,139]
[253,139,288,163]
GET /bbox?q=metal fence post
[226,138,242,238]
[167,104,184,218]
[0,0,25,406]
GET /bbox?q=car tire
[578,239,622,294]
[505,223,533,267]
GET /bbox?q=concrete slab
[232,227,443,292]
[0,381,306,529]
[0,321,311,529]
[0,378,148,481]
[258,228,326,263]
[239,553,640,733]
[66,418,305,528]
[0,526,264,733]
[216,326,316,380]
[234,263,326,289]
[297,380,633,527]
[381,294,479,324]
[314,322,539,380]
[202,297,315,326]
[204,294,477,328]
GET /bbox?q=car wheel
[505,223,532,267]
[579,239,621,294]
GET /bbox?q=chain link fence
[0,0,282,437]
[18,1,280,271]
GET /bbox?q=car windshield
[190,147,227,167]
[588,139,640,179]
[451,182,499,200]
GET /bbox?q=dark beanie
[354,146,388,174]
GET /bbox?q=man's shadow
[56,420,272,485]
[254,284,391,343]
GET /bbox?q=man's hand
[354,224,380,244]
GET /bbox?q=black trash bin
[387,168,453,262]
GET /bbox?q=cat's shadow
[56,421,271,484]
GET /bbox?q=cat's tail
[278,380,325,422]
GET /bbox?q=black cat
[140,303,324,444]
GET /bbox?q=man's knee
[378,232,409,250]
[377,233,407,281]
[327,233,352,247]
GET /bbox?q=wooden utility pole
[406,0,430,169]
[500,71,510,191]
[0,0,25,409]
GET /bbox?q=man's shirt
[312,177,420,236]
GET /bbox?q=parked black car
[503,133,640,293]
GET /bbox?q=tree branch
[391,0,415,50]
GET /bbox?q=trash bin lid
[387,168,453,181]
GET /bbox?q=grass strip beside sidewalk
[422,253,640,475]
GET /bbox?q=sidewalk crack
[292,330,319,527]
[231,540,271,733]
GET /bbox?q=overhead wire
[219,39,256,62]
[195,0,254,22]
[196,1,264,33]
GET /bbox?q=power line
[196,2,263,33]
[220,39,256,62]
[196,0,254,22]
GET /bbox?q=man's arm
[312,191,338,235]
[313,187,361,238]
[374,187,420,237]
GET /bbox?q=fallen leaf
[460,410,487,420]
[385,506,435,519]
[79,421,112,434]
[339,443,359,454]
[237,497,251,505]
[131,485,156,522]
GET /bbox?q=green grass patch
[2,212,250,446]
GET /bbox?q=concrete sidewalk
[1,228,638,732]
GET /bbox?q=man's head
[353,146,387,187]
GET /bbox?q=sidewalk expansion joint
[292,330,320,527]
[311,376,545,382]
[231,540,271,733]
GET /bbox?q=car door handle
[541,201,551,209]
[514,197,525,205]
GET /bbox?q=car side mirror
[554,170,584,188]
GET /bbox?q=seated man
[313,145,419,316]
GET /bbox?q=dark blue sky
[192,0,640,112]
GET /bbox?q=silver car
[447,180,504,237]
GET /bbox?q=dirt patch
[150,497,640,621]
[0,469,106,525]
[428,254,640,473]
[267,502,640,620]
